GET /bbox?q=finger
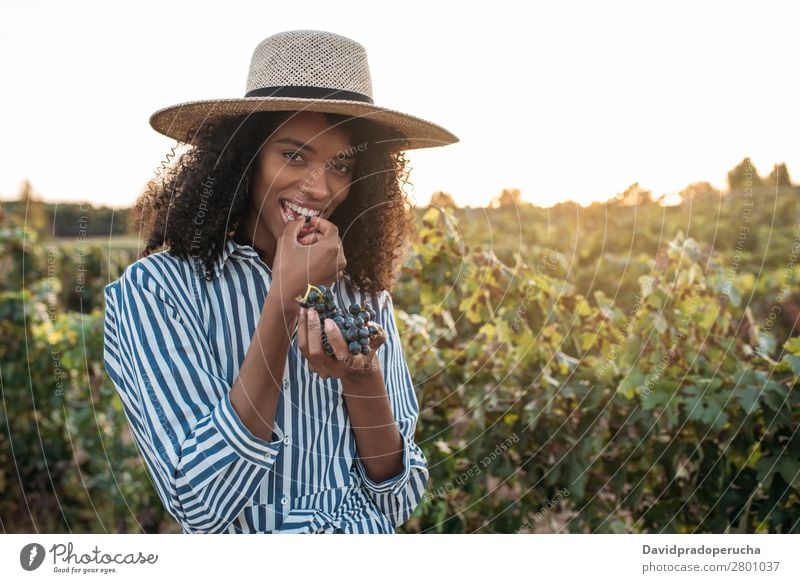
[337,242,347,272]
[298,230,323,246]
[323,318,349,363]
[281,215,310,246]
[307,215,338,238]
[306,309,334,373]
[301,312,335,379]
[297,307,309,356]
[364,351,382,375]
[368,322,388,353]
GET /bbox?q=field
[1,184,799,533]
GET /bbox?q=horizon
[4,161,791,213]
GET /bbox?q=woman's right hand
[271,215,347,309]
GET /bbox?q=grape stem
[295,283,323,304]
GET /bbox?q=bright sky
[1,0,797,209]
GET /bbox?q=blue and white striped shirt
[102,237,429,533]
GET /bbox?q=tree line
[2,157,795,239]
[430,157,796,209]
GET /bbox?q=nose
[299,165,330,201]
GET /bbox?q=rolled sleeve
[102,262,284,534]
[354,427,411,496]
[210,391,284,467]
[354,290,430,527]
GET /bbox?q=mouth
[280,199,324,224]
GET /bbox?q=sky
[1,0,797,209]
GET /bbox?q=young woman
[102,30,458,533]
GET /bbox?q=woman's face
[246,111,357,253]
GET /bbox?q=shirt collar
[210,237,264,279]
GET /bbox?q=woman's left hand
[297,307,386,380]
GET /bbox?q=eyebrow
[273,137,357,160]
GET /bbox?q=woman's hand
[297,307,387,380]
[271,216,347,309]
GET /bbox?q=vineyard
[1,176,799,533]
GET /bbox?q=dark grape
[295,284,383,362]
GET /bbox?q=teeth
[286,201,321,218]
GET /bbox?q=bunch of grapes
[296,283,384,356]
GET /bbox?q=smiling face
[240,111,357,267]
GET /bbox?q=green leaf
[566,458,589,501]
[697,303,718,331]
[735,385,759,414]
[641,386,670,411]
[682,384,728,427]
[783,336,800,355]
[783,355,800,375]
[756,456,800,489]
[617,368,645,399]
[761,380,789,412]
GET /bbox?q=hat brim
[149,97,458,151]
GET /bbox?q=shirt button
[283,436,291,446]
[281,497,288,505]
[264,452,272,462]
[282,379,289,390]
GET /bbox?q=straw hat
[149,29,459,151]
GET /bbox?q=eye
[283,151,305,163]
[335,162,353,174]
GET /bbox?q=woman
[102,30,458,533]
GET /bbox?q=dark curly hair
[132,110,416,298]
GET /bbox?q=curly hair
[132,110,416,298]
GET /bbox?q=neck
[237,208,277,270]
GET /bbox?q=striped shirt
[102,237,429,533]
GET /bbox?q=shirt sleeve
[353,289,430,528]
[102,261,285,534]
